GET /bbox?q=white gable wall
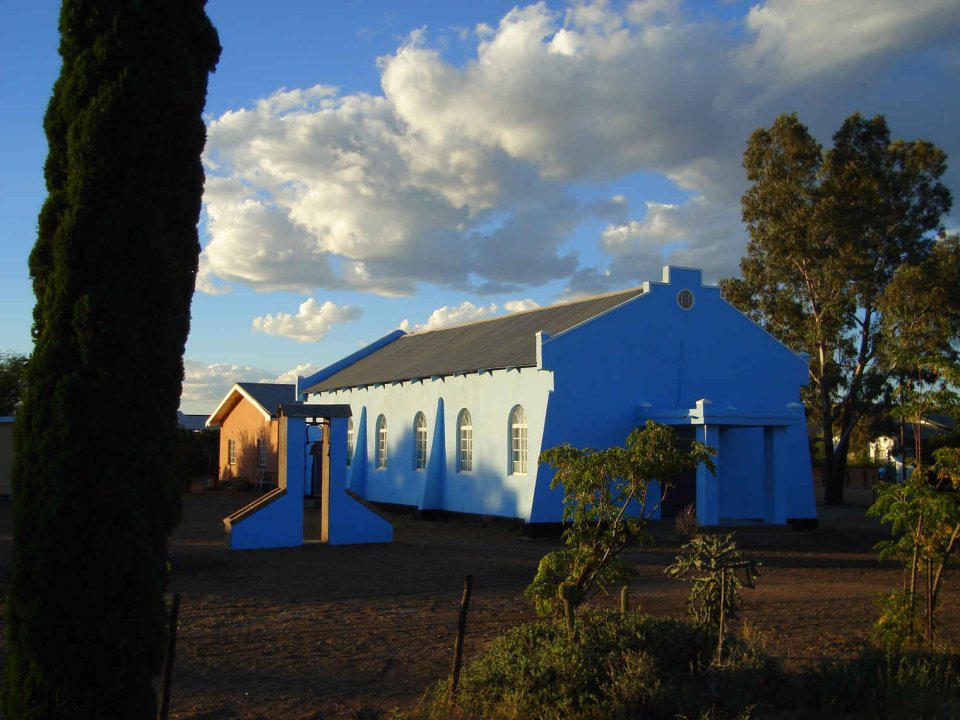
[312,367,553,520]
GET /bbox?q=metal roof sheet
[306,286,646,393]
[236,382,296,416]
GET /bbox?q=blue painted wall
[226,416,308,550]
[313,266,816,526]
[532,266,814,523]
[326,415,393,545]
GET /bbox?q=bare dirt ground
[1,490,958,720]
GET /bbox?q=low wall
[812,464,882,506]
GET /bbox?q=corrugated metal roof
[177,412,210,431]
[306,286,646,393]
[237,383,296,416]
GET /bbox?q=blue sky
[2,0,959,414]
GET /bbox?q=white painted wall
[312,367,553,520]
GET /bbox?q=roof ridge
[403,284,645,337]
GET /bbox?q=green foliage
[872,591,924,652]
[411,609,960,720]
[525,421,715,617]
[799,651,960,719]
[869,448,960,648]
[879,234,960,468]
[666,533,761,633]
[2,2,220,718]
[174,428,218,491]
[416,610,756,720]
[0,352,28,416]
[722,112,952,506]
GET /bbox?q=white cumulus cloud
[181,360,276,415]
[411,301,499,332]
[504,299,540,313]
[180,359,324,414]
[198,0,960,300]
[404,297,542,332]
[252,298,363,343]
[275,362,322,384]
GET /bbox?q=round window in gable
[677,288,695,310]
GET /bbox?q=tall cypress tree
[3,2,220,717]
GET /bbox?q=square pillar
[763,426,787,524]
[696,424,720,526]
[279,415,306,498]
[322,416,348,542]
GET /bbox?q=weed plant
[798,650,960,719]
[411,612,960,720]
[414,609,782,720]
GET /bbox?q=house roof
[303,285,647,393]
[177,412,211,432]
[206,383,296,426]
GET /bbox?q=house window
[414,412,427,470]
[346,417,354,467]
[458,409,473,473]
[228,438,237,466]
[511,405,528,475]
[375,414,387,469]
[256,438,267,467]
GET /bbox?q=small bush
[675,503,699,543]
[799,651,960,719]
[415,610,782,720]
[872,591,924,651]
[666,533,761,633]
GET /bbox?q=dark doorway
[659,425,696,518]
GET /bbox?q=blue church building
[298,266,817,530]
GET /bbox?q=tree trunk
[821,396,846,505]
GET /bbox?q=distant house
[206,383,296,489]
[300,266,817,528]
[0,416,13,498]
[178,411,213,432]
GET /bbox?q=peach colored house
[206,383,295,489]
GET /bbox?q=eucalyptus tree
[722,113,952,505]
[878,234,960,467]
[3,2,220,717]
[868,236,960,647]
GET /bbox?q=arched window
[414,412,427,470]
[375,414,387,469]
[510,405,528,475]
[458,409,473,472]
[346,417,354,467]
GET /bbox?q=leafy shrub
[415,610,784,720]
[799,651,960,719]
[412,611,960,720]
[527,423,715,617]
[665,533,761,633]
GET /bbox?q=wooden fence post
[620,585,630,615]
[449,574,474,697]
[157,593,181,720]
